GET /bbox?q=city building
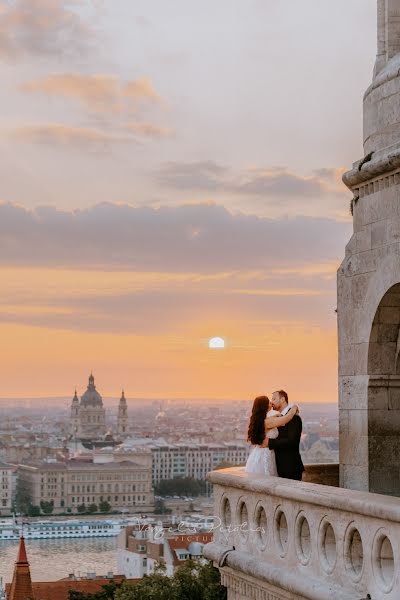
[17,456,153,513]
[0,463,16,516]
[204,4,400,598]
[117,524,212,578]
[118,438,249,483]
[5,537,136,600]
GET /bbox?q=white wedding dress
[245,409,279,476]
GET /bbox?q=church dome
[80,373,103,407]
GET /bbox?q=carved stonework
[340,0,400,495]
[221,569,308,600]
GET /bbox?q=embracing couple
[245,390,304,480]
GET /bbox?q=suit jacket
[268,414,304,480]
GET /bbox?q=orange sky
[0,1,377,402]
[0,266,338,401]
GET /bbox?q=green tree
[40,500,54,514]
[154,478,206,498]
[27,504,40,517]
[68,581,118,599]
[15,478,32,515]
[67,562,226,600]
[99,500,111,513]
[88,503,98,514]
[116,568,176,600]
[77,503,86,513]
[116,561,226,600]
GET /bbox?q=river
[0,537,117,585]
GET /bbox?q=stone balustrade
[204,467,399,600]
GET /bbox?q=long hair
[247,395,269,445]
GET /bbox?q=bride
[245,395,298,476]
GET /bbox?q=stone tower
[117,390,129,437]
[340,0,400,495]
[70,389,80,436]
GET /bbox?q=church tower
[7,537,34,600]
[340,0,400,495]
[117,390,129,437]
[70,389,80,437]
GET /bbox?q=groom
[264,390,304,481]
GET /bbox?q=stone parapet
[205,467,399,600]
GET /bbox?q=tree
[154,498,171,515]
[88,503,98,514]
[15,479,32,515]
[67,562,226,600]
[117,562,225,600]
[99,500,111,513]
[154,478,206,498]
[40,500,54,515]
[68,581,118,599]
[27,504,40,517]
[77,503,86,514]
[116,568,176,600]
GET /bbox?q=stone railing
[204,467,399,600]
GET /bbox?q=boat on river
[0,517,136,540]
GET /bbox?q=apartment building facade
[17,458,154,513]
[0,462,16,515]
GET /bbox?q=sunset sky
[0,0,376,401]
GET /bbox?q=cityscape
[3,1,399,600]
[0,373,338,595]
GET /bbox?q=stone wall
[302,464,339,487]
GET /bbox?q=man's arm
[268,417,302,450]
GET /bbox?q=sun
[209,337,225,349]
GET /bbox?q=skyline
[0,1,377,400]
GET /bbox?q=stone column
[385,0,400,60]
[375,0,387,75]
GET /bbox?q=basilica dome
[80,373,103,407]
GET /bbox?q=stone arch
[367,282,400,496]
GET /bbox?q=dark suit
[268,414,304,480]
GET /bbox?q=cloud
[157,161,228,191]
[14,74,170,147]
[0,202,351,272]
[237,168,328,197]
[9,123,130,148]
[20,74,164,113]
[156,162,346,198]
[126,122,173,138]
[0,265,338,336]
[0,0,93,60]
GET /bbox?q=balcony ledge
[205,467,400,600]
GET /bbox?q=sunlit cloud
[156,161,347,199]
[8,123,131,148]
[20,74,164,113]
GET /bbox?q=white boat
[0,517,129,540]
